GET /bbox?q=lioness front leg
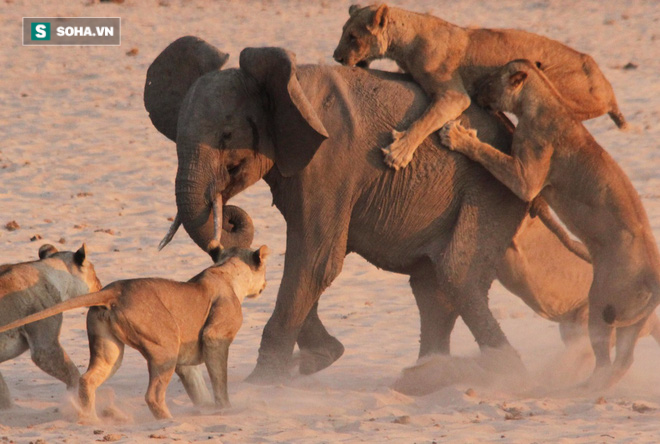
[202,336,232,409]
[440,121,552,202]
[383,84,470,170]
[175,365,213,406]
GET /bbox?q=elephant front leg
[297,302,345,375]
[247,228,348,384]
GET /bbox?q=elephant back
[144,36,229,142]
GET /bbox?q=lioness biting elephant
[333,4,627,169]
[0,245,269,420]
[441,59,660,389]
[0,244,102,409]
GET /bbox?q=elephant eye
[349,33,357,43]
[222,131,232,141]
[227,162,242,176]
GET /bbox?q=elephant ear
[239,47,329,177]
[144,36,229,142]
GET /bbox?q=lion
[0,244,102,409]
[440,59,660,390]
[333,4,627,169]
[0,245,269,420]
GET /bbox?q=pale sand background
[1,0,659,442]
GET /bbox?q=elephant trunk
[174,149,253,252]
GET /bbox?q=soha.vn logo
[31,23,50,40]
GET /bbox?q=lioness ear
[38,244,58,259]
[74,244,87,266]
[253,245,270,267]
[371,4,389,30]
[509,71,528,88]
[349,4,361,16]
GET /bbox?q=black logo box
[23,17,121,46]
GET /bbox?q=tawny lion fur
[333,4,627,169]
[0,244,102,409]
[498,215,660,347]
[0,246,269,420]
[440,59,660,390]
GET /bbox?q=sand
[1,0,659,442]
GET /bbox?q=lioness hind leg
[0,372,11,409]
[145,360,176,420]
[25,317,79,389]
[610,320,645,383]
[79,310,125,421]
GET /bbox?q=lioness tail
[0,290,115,334]
[530,197,593,264]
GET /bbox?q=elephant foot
[299,336,345,375]
[245,356,292,385]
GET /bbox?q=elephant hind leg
[434,201,515,353]
[297,302,345,375]
[409,261,458,358]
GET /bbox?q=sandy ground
[1,0,659,442]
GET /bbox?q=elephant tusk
[211,197,224,251]
[158,213,181,251]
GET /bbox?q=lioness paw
[440,120,475,150]
[382,139,414,170]
[391,129,404,142]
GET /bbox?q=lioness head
[476,59,542,114]
[210,245,270,299]
[333,4,390,67]
[41,243,103,293]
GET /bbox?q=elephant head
[145,37,328,254]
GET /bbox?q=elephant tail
[530,197,593,264]
[144,36,229,142]
[0,289,116,334]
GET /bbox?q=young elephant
[0,245,269,420]
[0,244,102,409]
[440,59,660,390]
[333,4,627,170]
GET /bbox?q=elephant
[145,36,574,383]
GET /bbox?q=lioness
[0,244,102,409]
[333,4,627,169]
[499,215,660,347]
[440,59,660,389]
[0,245,269,420]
